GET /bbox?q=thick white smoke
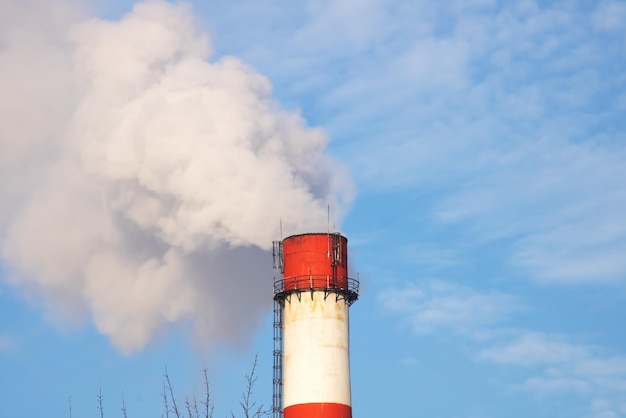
[0,0,352,354]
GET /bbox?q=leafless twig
[121,391,128,418]
[97,385,104,418]
[164,368,182,418]
[185,396,193,418]
[234,353,268,418]
[202,366,214,418]
[192,393,200,418]
[162,382,170,418]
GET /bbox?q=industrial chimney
[272,233,359,418]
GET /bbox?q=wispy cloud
[480,332,588,366]
[396,242,464,270]
[328,1,626,285]
[437,138,626,284]
[0,333,14,352]
[480,332,626,416]
[381,280,626,416]
[260,0,626,285]
[591,1,626,32]
[379,280,521,338]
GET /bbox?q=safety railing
[273,274,359,301]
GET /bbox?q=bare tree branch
[162,382,170,418]
[164,368,182,418]
[97,385,104,418]
[233,353,269,418]
[80,354,268,418]
[185,397,193,418]
[121,391,128,418]
[202,366,214,418]
[192,393,200,418]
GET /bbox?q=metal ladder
[272,298,283,418]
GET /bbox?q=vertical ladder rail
[272,298,283,418]
[272,240,284,418]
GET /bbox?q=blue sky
[1,0,626,417]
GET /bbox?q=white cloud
[383,279,626,415]
[592,1,626,32]
[480,332,588,366]
[395,38,470,91]
[382,280,626,414]
[589,398,626,418]
[522,376,590,394]
[481,332,626,415]
[245,0,626,285]
[437,138,626,284]
[289,0,390,55]
[379,280,521,338]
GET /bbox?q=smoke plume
[0,0,352,354]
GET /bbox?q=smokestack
[272,233,359,418]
